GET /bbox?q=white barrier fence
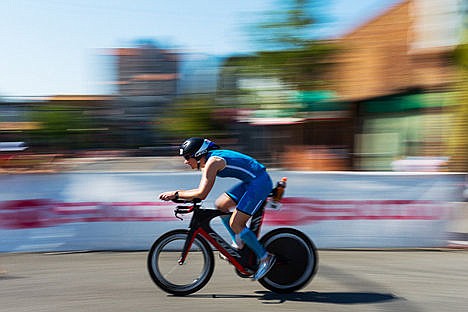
[0,171,465,252]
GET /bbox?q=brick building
[328,0,461,170]
[230,0,462,171]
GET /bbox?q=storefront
[354,91,455,171]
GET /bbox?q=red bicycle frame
[175,199,266,276]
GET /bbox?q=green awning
[293,90,349,111]
[253,109,297,118]
[362,92,455,113]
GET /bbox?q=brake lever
[175,211,183,221]
[174,205,194,221]
[171,198,201,221]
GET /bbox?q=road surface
[1,250,467,312]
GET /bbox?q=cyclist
[158,137,276,280]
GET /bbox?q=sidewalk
[56,156,187,173]
[0,156,187,174]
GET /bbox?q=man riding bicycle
[158,137,276,280]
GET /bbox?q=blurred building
[0,97,43,143]
[115,43,178,97]
[217,68,353,169]
[331,0,461,170]
[109,42,180,149]
[0,95,114,153]
[177,53,223,95]
[334,0,459,100]
[220,0,463,171]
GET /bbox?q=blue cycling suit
[207,150,273,215]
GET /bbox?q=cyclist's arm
[159,157,226,201]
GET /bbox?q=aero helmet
[179,137,219,160]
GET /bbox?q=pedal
[218,252,230,263]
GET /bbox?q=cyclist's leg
[231,209,266,258]
[231,172,275,279]
[230,171,272,259]
[232,207,276,280]
[215,193,238,245]
[214,193,236,213]
[216,183,247,247]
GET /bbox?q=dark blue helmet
[179,137,219,160]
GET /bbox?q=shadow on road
[0,274,26,281]
[184,291,399,304]
[257,291,399,304]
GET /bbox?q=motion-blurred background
[1,0,467,173]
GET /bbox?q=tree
[243,0,338,90]
[28,105,94,151]
[450,42,468,171]
[158,95,221,140]
[253,0,317,50]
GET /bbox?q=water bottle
[270,177,287,209]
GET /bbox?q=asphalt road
[1,250,467,312]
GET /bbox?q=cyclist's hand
[158,191,178,201]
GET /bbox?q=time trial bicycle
[147,184,318,296]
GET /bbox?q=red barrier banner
[0,197,448,230]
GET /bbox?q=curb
[447,241,468,249]
[447,232,468,249]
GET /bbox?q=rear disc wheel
[259,228,318,293]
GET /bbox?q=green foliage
[32,107,81,134]
[240,0,339,90]
[158,95,220,139]
[453,43,468,68]
[449,26,468,171]
[28,105,94,150]
[239,42,339,90]
[252,0,318,50]
[449,68,468,171]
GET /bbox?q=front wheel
[259,228,318,293]
[147,229,214,296]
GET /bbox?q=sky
[0,0,401,97]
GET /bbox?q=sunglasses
[183,154,192,160]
